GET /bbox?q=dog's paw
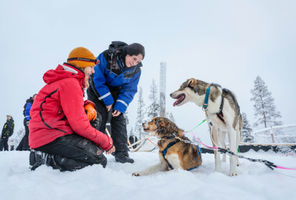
[132,172,141,176]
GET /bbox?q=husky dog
[132,117,202,176]
[170,78,242,176]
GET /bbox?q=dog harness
[161,140,202,171]
[203,84,226,124]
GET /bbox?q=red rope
[192,135,218,150]
[146,137,157,146]
[276,166,296,170]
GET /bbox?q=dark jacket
[1,118,14,138]
[29,63,113,150]
[91,46,141,114]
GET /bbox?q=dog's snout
[170,93,174,97]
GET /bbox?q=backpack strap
[106,41,128,74]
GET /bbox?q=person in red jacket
[29,47,115,171]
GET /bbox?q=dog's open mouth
[173,94,185,106]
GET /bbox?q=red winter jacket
[29,63,113,151]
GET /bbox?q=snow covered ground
[0,150,296,200]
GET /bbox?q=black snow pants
[87,85,129,157]
[0,137,9,151]
[17,119,30,151]
[35,134,107,171]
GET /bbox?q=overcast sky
[1,0,296,134]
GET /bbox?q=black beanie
[123,43,145,59]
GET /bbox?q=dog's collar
[160,135,176,140]
[160,131,178,140]
[202,85,211,110]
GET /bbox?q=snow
[1,150,296,200]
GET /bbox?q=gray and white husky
[170,78,242,176]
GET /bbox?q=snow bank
[0,150,295,200]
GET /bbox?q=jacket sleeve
[1,124,6,136]
[114,70,141,113]
[59,79,113,151]
[9,122,14,137]
[92,53,114,106]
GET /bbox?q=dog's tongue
[173,100,178,107]
[173,94,184,106]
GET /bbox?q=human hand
[106,146,115,154]
[84,103,97,121]
[106,105,112,112]
[112,110,121,117]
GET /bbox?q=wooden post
[271,133,275,143]
[159,62,166,117]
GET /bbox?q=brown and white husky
[132,117,202,176]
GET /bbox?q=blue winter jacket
[92,51,141,114]
[24,102,33,121]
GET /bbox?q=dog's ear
[158,120,165,127]
[165,119,180,135]
[187,78,198,87]
[155,118,166,135]
[167,121,178,133]
[188,78,207,95]
[157,122,166,135]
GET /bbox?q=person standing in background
[0,115,14,151]
[17,94,37,151]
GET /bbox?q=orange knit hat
[67,47,98,68]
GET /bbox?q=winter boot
[52,154,107,171]
[115,153,134,164]
[29,150,47,170]
[30,150,61,171]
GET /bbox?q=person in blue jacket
[17,94,37,151]
[87,41,145,163]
